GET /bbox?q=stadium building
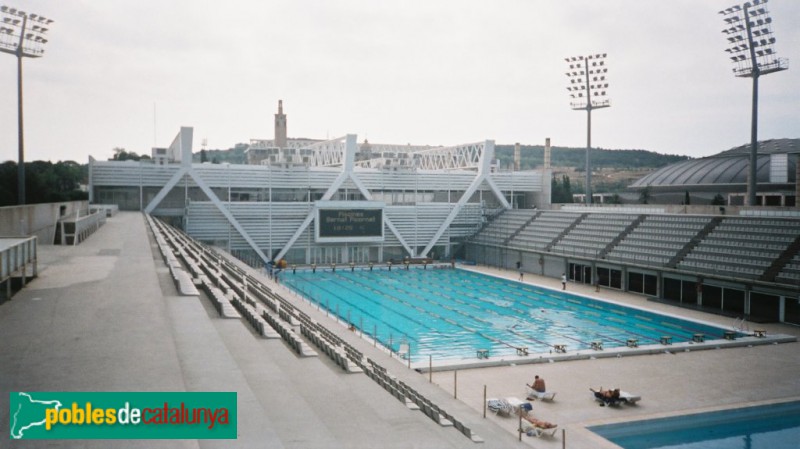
[629,138,799,206]
[89,102,550,265]
[89,103,799,326]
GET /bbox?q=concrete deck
[1,211,798,448]
[0,212,517,448]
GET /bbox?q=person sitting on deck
[528,375,546,393]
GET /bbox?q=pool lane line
[350,271,545,353]
[386,272,629,350]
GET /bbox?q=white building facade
[90,127,550,265]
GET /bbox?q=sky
[0,0,798,164]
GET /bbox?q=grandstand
[90,127,548,266]
[89,125,799,327]
[467,209,800,326]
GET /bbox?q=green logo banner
[9,392,237,439]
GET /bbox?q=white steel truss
[304,136,347,167]
[274,134,415,261]
[140,129,512,264]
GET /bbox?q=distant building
[629,139,798,206]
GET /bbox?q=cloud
[0,0,797,163]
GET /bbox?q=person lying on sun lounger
[590,387,642,406]
[520,413,559,438]
[590,387,620,406]
[522,414,557,429]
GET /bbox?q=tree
[607,193,622,204]
[110,147,146,161]
[200,149,208,163]
[639,186,652,204]
[0,160,88,206]
[711,194,726,205]
[551,175,574,203]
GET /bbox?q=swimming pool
[282,267,740,362]
[589,401,800,449]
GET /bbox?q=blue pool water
[282,267,739,362]
[589,401,800,449]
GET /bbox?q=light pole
[719,0,787,207]
[565,53,610,205]
[0,5,53,205]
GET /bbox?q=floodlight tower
[0,5,53,205]
[565,53,610,204]
[719,0,788,206]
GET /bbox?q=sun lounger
[487,398,514,416]
[524,424,559,438]
[619,391,641,404]
[525,386,557,402]
[520,415,558,438]
[591,388,641,406]
[487,397,531,416]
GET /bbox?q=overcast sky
[1,0,798,163]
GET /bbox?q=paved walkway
[1,212,798,448]
[0,213,518,448]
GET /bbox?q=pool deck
[1,211,798,448]
[429,264,800,448]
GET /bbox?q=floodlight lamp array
[564,53,610,110]
[719,0,787,77]
[0,5,52,57]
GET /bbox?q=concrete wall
[0,201,89,244]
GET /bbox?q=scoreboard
[315,202,384,243]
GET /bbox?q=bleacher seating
[470,210,800,285]
[471,209,537,246]
[551,214,637,258]
[508,211,581,250]
[776,252,800,283]
[677,218,797,279]
[606,215,711,267]
[145,213,482,443]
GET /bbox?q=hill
[493,144,689,171]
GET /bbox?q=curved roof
[630,138,798,189]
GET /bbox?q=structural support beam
[421,140,509,257]
[187,170,268,263]
[143,167,189,214]
[274,134,414,261]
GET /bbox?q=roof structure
[630,138,798,190]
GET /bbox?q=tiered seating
[359,358,482,442]
[508,211,582,250]
[550,214,637,258]
[300,325,362,372]
[606,215,711,267]
[471,209,537,246]
[775,252,800,283]
[230,296,281,339]
[678,218,797,279]
[146,213,484,443]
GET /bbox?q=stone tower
[274,100,287,149]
